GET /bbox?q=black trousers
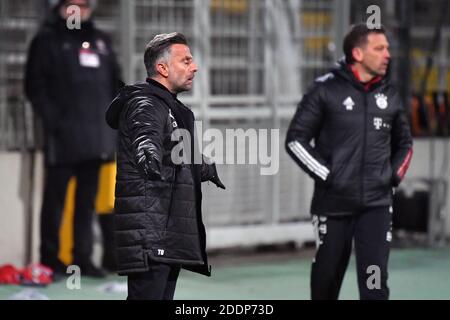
[311,206,392,300]
[40,161,101,268]
[127,263,181,300]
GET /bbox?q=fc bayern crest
[375,93,388,109]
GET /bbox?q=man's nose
[384,49,391,60]
[191,62,198,73]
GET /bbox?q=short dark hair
[144,32,188,77]
[343,23,386,64]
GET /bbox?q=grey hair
[144,32,188,77]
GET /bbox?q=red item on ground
[20,264,53,287]
[0,264,21,285]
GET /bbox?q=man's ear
[352,47,364,63]
[156,62,169,78]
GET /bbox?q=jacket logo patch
[375,93,388,109]
[373,117,391,130]
[343,96,355,110]
[157,249,165,256]
[374,117,382,130]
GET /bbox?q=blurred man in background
[25,0,122,278]
[106,32,225,300]
[286,23,413,300]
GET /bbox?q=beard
[364,63,387,77]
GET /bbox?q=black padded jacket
[25,12,122,165]
[106,79,219,276]
[286,61,413,216]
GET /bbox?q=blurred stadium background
[0,0,449,299]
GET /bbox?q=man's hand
[209,163,226,189]
[211,175,226,190]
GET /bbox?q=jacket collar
[349,65,382,92]
[332,59,389,92]
[145,78,194,132]
[146,78,178,101]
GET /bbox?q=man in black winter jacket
[286,24,413,300]
[106,32,225,300]
[25,0,122,278]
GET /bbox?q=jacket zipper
[165,167,177,230]
[164,107,177,231]
[360,93,368,208]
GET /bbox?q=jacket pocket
[325,155,333,188]
[144,180,172,212]
[367,162,392,191]
[161,166,176,182]
[144,180,172,245]
[382,162,393,187]
[327,159,359,198]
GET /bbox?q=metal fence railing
[5,0,446,232]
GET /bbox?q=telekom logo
[374,117,383,130]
